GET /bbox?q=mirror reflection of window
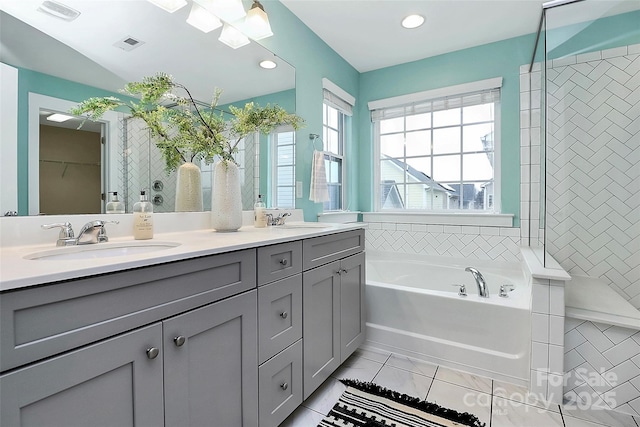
[270,127,296,208]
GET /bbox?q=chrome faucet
[265,212,291,226]
[76,220,119,244]
[42,220,118,246]
[465,267,489,298]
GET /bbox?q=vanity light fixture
[242,1,273,41]
[46,113,74,122]
[186,2,222,33]
[147,0,187,13]
[148,0,273,46]
[195,0,246,24]
[401,14,425,29]
[259,60,277,69]
[218,23,250,49]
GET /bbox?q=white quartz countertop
[0,223,364,291]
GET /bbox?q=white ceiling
[1,0,638,103]
[280,0,640,73]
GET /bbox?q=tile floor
[280,347,640,427]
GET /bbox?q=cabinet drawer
[258,340,302,427]
[257,241,302,286]
[258,275,302,364]
[0,249,256,372]
[303,229,364,270]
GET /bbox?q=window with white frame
[321,79,355,211]
[322,102,345,211]
[371,79,501,212]
[271,127,296,208]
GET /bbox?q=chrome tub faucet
[465,267,489,298]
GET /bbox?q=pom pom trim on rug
[339,379,486,427]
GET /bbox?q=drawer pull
[174,336,186,347]
[279,258,288,266]
[341,268,348,275]
[280,382,288,390]
[146,347,159,359]
[279,311,288,319]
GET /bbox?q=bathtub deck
[280,347,640,427]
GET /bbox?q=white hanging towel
[309,150,330,203]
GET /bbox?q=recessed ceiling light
[47,113,74,122]
[259,60,277,69]
[402,14,425,29]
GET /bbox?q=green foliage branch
[71,72,304,173]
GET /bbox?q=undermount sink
[24,241,181,261]
[278,222,330,229]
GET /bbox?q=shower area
[525,0,640,416]
[117,117,259,213]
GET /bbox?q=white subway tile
[427,225,443,234]
[549,315,565,346]
[577,322,615,353]
[628,43,640,55]
[553,55,577,67]
[520,91,530,111]
[602,46,628,59]
[604,338,640,366]
[396,223,411,232]
[605,359,640,385]
[549,286,565,316]
[532,283,550,314]
[520,72,531,92]
[532,342,549,370]
[381,223,396,231]
[564,328,587,352]
[532,313,550,343]
[564,349,586,372]
[443,225,461,234]
[461,226,479,235]
[411,224,427,232]
[479,226,500,236]
[530,369,548,400]
[576,51,601,63]
[576,342,613,370]
[549,345,564,375]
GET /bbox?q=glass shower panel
[543,0,640,292]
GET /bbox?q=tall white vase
[175,162,203,212]
[211,160,242,231]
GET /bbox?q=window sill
[317,211,361,224]
[362,212,514,227]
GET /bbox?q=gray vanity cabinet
[302,260,342,399]
[301,229,366,400]
[163,290,258,427]
[0,323,164,427]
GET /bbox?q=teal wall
[257,1,360,220]
[547,9,640,59]
[357,34,536,225]
[9,3,638,221]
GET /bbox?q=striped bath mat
[318,380,485,427]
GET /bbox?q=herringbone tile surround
[545,47,640,309]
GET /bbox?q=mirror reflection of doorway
[38,110,104,215]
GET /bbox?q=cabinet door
[340,252,366,363]
[0,323,163,427]
[163,291,258,427]
[302,260,341,400]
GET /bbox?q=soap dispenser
[133,190,153,240]
[254,194,267,228]
[106,192,125,214]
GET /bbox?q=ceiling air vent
[37,1,80,21]
[114,36,145,52]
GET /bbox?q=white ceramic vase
[211,160,242,232]
[175,162,203,212]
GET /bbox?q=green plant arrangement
[71,72,305,172]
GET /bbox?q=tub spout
[465,267,489,298]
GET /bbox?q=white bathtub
[365,250,531,385]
